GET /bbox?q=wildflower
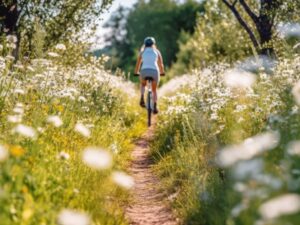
[159,74,197,96]
[7,115,22,123]
[231,203,248,217]
[22,208,33,221]
[75,123,91,138]
[5,55,15,61]
[57,209,90,225]
[48,52,60,57]
[78,96,87,102]
[287,141,300,156]
[292,80,300,105]
[8,43,16,49]
[259,194,300,219]
[217,131,280,167]
[55,44,66,51]
[13,124,37,139]
[224,69,256,89]
[101,55,110,63]
[110,143,119,154]
[10,145,25,157]
[13,106,24,114]
[82,147,112,170]
[57,151,70,160]
[47,116,63,127]
[14,89,25,95]
[37,127,45,133]
[293,42,300,50]
[237,55,276,72]
[26,66,35,72]
[0,145,9,162]
[13,63,24,70]
[232,159,263,180]
[6,35,17,43]
[277,22,300,38]
[112,171,134,189]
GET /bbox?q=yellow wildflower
[10,145,25,157]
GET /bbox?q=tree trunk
[257,0,276,57]
[0,1,19,35]
[0,1,20,58]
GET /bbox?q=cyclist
[134,37,165,114]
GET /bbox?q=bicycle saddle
[145,77,154,81]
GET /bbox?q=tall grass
[0,38,145,224]
[152,55,300,225]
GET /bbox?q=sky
[92,0,137,49]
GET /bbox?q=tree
[168,0,253,77]
[103,0,205,73]
[0,0,113,57]
[221,0,298,56]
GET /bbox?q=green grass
[0,46,146,224]
[151,56,300,224]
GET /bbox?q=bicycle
[135,73,164,127]
[145,76,154,127]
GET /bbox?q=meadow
[152,54,300,225]
[1,1,300,224]
[0,37,145,225]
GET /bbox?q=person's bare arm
[134,55,142,75]
[157,51,165,75]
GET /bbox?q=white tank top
[141,48,160,71]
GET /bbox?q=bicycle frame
[146,78,154,127]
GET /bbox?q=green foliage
[169,1,253,77]
[103,0,205,75]
[0,0,113,56]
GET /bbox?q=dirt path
[125,118,178,225]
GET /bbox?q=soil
[125,118,178,225]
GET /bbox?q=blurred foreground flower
[47,115,63,127]
[55,44,66,51]
[14,88,25,95]
[48,52,60,58]
[57,151,70,160]
[112,171,134,189]
[287,141,300,156]
[7,115,22,123]
[75,123,91,138]
[58,209,90,225]
[277,22,300,38]
[217,131,280,167]
[13,124,37,139]
[10,145,25,157]
[0,145,8,162]
[82,147,112,170]
[6,35,17,43]
[259,194,300,219]
[224,69,256,89]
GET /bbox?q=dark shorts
[140,69,159,83]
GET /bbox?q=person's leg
[151,81,158,103]
[140,76,147,107]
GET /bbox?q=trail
[125,118,178,225]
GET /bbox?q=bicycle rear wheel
[147,91,152,127]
